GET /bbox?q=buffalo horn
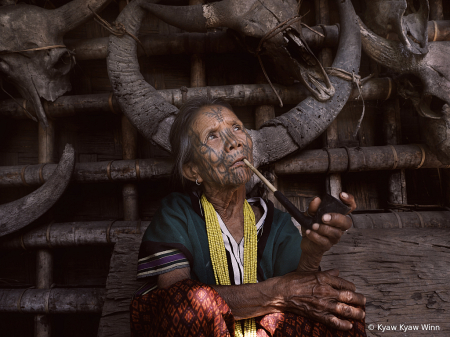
[0,144,75,237]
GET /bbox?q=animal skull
[363,0,429,55]
[0,0,110,128]
[359,15,450,164]
[141,0,335,102]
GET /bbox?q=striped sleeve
[137,248,190,279]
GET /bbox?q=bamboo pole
[0,78,396,119]
[384,99,407,205]
[1,211,449,250]
[429,0,444,21]
[315,0,342,198]
[36,120,55,337]
[0,145,447,188]
[64,21,450,61]
[0,221,148,249]
[122,116,139,222]
[0,288,105,314]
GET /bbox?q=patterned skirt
[130,279,367,337]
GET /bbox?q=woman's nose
[225,134,242,152]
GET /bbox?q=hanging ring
[195,179,201,186]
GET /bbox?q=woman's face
[185,105,254,189]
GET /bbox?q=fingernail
[306,229,311,235]
[312,223,319,230]
[341,192,348,198]
[323,214,331,222]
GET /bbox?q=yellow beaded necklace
[201,194,257,337]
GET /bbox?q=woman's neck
[202,184,246,223]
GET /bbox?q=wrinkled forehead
[0,6,55,52]
[191,105,241,133]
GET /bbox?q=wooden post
[189,0,206,88]
[429,0,447,206]
[383,99,407,205]
[117,0,140,222]
[315,0,341,198]
[429,0,444,21]
[35,120,54,337]
[254,72,278,205]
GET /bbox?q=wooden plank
[97,232,144,337]
[322,228,450,336]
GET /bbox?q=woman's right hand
[272,269,366,330]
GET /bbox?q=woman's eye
[233,125,241,131]
[207,134,216,141]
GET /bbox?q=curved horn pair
[0,144,75,237]
[107,0,361,164]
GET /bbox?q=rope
[326,67,373,138]
[0,45,66,56]
[0,79,37,122]
[88,5,149,57]
[255,13,323,108]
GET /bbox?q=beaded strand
[201,194,257,337]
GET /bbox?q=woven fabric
[130,279,367,337]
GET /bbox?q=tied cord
[255,13,324,108]
[88,5,149,57]
[0,79,37,122]
[325,67,373,138]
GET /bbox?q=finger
[305,229,333,252]
[314,224,343,245]
[325,315,354,331]
[322,213,352,231]
[320,274,356,291]
[340,192,356,213]
[332,302,366,321]
[323,269,340,277]
[338,290,367,307]
[305,197,321,217]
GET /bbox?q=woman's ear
[182,163,203,183]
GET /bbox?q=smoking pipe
[243,159,351,230]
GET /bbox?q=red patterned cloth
[130,279,367,337]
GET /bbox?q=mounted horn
[140,3,208,33]
[52,0,112,35]
[107,0,361,166]
[0,144,75,237]
[357,16,414,73]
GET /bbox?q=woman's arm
[297,192,357,272]
[157,267,365,331]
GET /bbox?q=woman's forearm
[211,277,283,320]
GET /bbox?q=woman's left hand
[297,192,356,272]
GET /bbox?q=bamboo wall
[0,0,449,336]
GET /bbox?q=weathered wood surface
[0,288,105,314]
[322,228,450,336]
[97,233,144,337]
[0,78,394,119]
[93,227,450,337]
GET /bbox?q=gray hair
[169,96,233,188]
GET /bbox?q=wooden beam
[0,288,105,314]
[0,145,447,187]
[65,21,450,60]
[0,78,396,119]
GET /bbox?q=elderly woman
[131,97,366,337]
